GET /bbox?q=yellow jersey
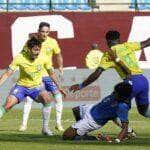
[99,42,142,79]
[9,51,52,87]
[23,36,60,76]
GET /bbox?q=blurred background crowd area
[0,0,150,12]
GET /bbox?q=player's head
[91,43,98,50]
[38,22,50,41]
[105,30,120,48]
[27,37,42,60]
[114,82,132,102]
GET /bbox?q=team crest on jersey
[13,88,19,94]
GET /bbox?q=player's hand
[59,88,67,97]
[69,84,80,93]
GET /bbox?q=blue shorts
[42,76,58,93]
[9,84,42,102]
[124,74,149,105]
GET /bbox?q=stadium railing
[0,0,150,11]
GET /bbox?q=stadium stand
[130,0,150,10]
[0,0,150,11]
[37,0,50,10]
[0,0,7,10]
[1,0,91,11]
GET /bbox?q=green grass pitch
[0,108,150,150]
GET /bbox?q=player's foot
[55,124,64,131]
[19,125,27,132]
[42,129,54,136]
[127,129,137,138]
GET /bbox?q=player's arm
[70,67,104,92]
[115,121,128,143]
[52,40,63,74]
[141,38,150,49]
[115,103,129,143]
[54,53,63,74]
[0,69,14,86]
[0,54,19,86]
[46,68,66,97]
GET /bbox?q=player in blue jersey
[63,82,132,142]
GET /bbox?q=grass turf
[0,108,150,150]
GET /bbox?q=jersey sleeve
[117,103,129,123]
[125,42,141,52]
[9,55,21,71]
[99,53,116,69]
[52,39,61,54]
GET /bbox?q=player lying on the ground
[78,30,150,118]
[63,82,132,142]
[0,37,66,128]
[19,22,64,134]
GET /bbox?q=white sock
[22,96,33,127]
[54,93,63,125]
[42,103,52,130]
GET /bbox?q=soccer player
[71,30,150,116]
[0,37,65,127]
[19,22,64,134]
[63,82,132,142]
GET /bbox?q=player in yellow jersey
[0,37,66,127]
[19,22,64,135]
[70,30,150,137]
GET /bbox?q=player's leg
[63,108,101,140]
[0,95,18,118]
[0,84,26,118]
[72,106,81,121]
[72,104,93,121]
[43,77,64,131]
[42,102,53,136]
[53,92,64,131]
[19,96,33,131]
[135,76,150,117]
[35,89,54,136]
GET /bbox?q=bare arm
[47,68,66,96]
[0,69,14,86]
[82,67,104,87]
[141,38,150,49]
[115,122,128,142]
[55,53,63,74]
[70,67,104,92]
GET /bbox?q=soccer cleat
[42,129,54,136]
[19,125,27,132]
[55,124,64,131]
[127,129,137,138]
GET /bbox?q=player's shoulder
[46,36,58,44]
[38,53,49,61]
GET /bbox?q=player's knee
[4,95,18,110]
[39,91,52,104]
[62,127,77,140]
